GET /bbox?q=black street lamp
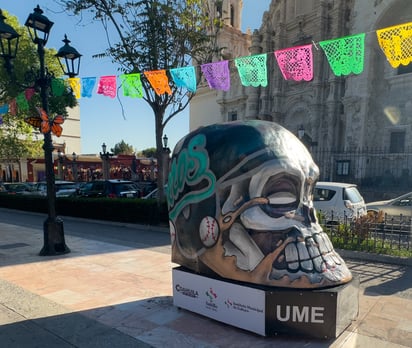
[72,152,78,182]
[56,34,81,78]
[99,143,113,180]
[297,125,318,148]
[162,134,168,150]
[298,125,305,140]
[0,9,19,74]
[57,150,64,180]
[162,134,170,187]
[0,6,82,256]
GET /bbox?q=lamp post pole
[100,143,112,180]
[72,152,78,182]
[162,134,170,187]
[0,6,81,255]
[31,8,69,255]
[57,150,64,180]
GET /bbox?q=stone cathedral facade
[190,0,412,190]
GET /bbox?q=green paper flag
[319,33,365,76]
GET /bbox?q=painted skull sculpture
[167,120,352,289]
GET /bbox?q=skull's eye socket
[260,175,300,218]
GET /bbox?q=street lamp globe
[56,34,82,78]
[24,5,53,45]
[162,134,168,149]
[298,125,305,140]
[0,9,20,73]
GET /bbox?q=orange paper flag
[144,70,172,96]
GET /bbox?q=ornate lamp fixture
[56,34,82,78]
[162,134,168,149]
[0,9,20,73]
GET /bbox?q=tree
[56,0,222,201]
[136,147,157,158]
[0,10,77,174]
[112,140,135,155]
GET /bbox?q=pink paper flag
[25,88,35,101]
[97,75,117,98]
[274,44,313,81]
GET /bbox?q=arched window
[230,5,235,26]
[216,1,223,18]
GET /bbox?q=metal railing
[319,212,412,257]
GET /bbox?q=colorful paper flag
[200,61,230,91]
[16,92,29,111]
[274,44,314,81]
[25,88,35,101]
[235,54,268,87]
[319,33,365,76]
[81,77,97,98]
[97,76,117,98]
[68,78,81,99]
[144,70,172,96]
[376,22,412,68]
[52,78,65,97]
[0,104,8,114]
[170,66,197,93]
[120,73,143,98]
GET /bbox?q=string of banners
[1,21,412,123]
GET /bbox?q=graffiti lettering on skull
[167,134,216,221]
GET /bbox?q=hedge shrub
[0,194,169,226]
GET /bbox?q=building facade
[190,0,412,197]
[190,0,252,130]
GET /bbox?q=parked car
[31,181,78,197]
[313,182,367,223]
[143,188,159,199]
[77,180,141,198]
[142,185,168,200]
[366,192,412,218]
[0,182,6,193]
[2,182,34,195]
[136,181,157,197]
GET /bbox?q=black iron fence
[312,147,412,201]
[320,213,412,257]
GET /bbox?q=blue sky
[3,0,271,154]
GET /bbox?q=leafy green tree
[112,140,135,155]
[56,0,222,200]
[0,10,77,173]
[139,147,157,158]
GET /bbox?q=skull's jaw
[198,229,353,289]
[252,228,353,285]
[267,232,353,287]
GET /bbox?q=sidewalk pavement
[0,215,411,347]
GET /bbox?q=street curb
[0,207,170,233]
[337,248,412,267]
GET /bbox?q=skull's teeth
[314,233,329,254]
[280,232,339,274]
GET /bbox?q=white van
[313,182,366,223]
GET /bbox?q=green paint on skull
[167,134,216,221]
